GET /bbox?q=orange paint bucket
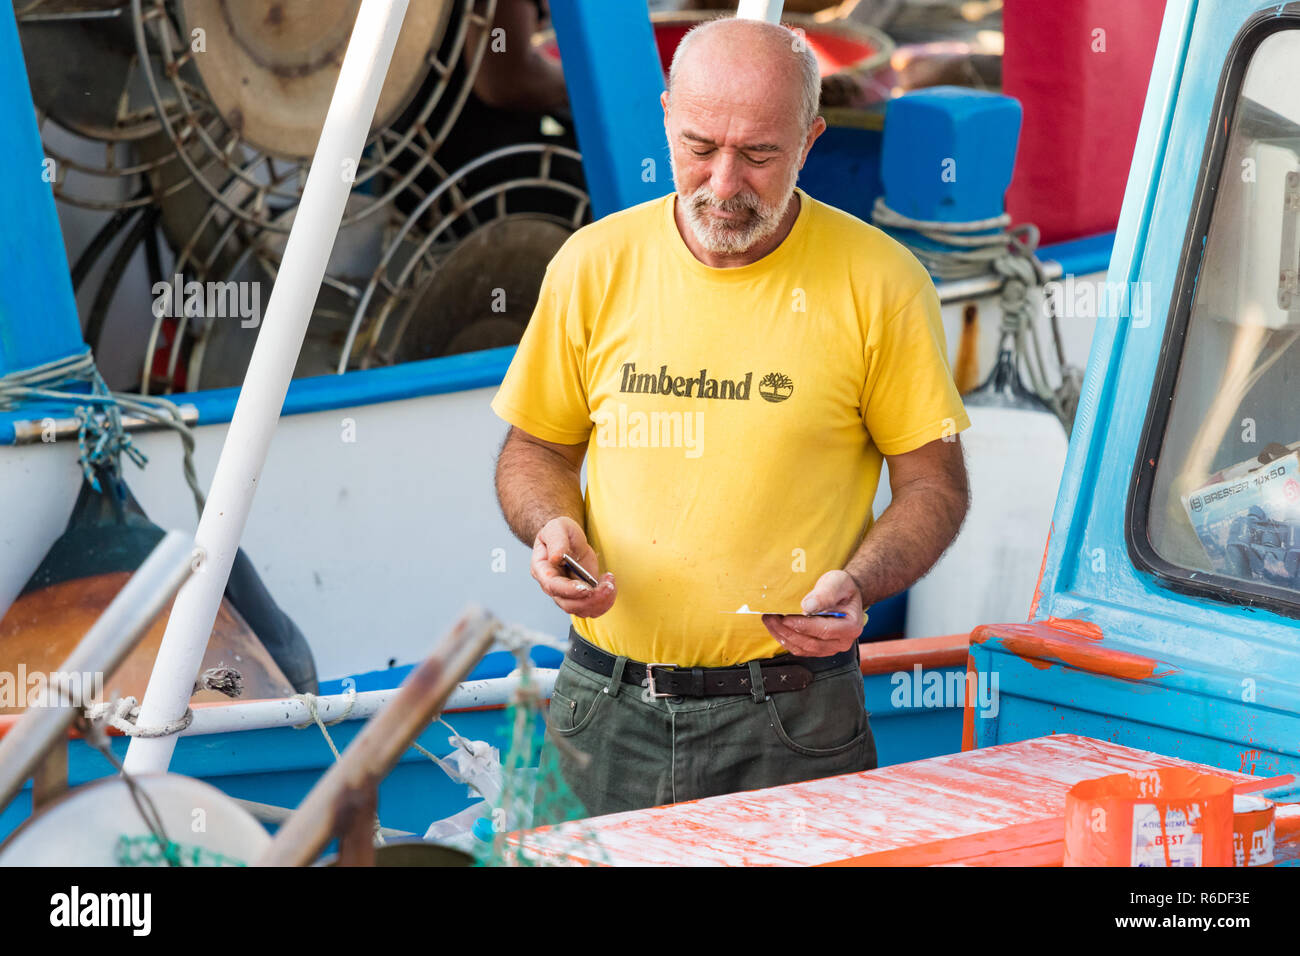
[1063,768,1235,867]
[1232,795,1275,867]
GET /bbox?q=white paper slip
[729,604,846,618]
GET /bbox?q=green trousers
[533,640,877,825]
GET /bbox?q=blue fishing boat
[15,0,1265,869]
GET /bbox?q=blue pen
[731,605,847,618]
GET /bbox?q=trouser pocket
[547,659,608,736]
[764,663,871,758]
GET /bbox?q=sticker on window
[1181,442,1300,587]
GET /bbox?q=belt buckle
[644,663,675,698]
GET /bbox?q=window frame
[1127,4,1300,620]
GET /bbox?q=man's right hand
[531,517,617,617]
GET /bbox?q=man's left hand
[760,570,864,657]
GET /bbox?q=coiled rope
[871,197,1082,430]
[81,666,244,738]
[0,348,206,517]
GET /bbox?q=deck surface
[508,734,1277,866]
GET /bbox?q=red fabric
[1003,0,1167,244]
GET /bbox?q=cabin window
[1139,27,1300,610]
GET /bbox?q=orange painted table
[508,734,1296,866]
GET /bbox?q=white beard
[671,158,800,257]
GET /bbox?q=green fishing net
[474,665,608,867]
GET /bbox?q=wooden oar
[254,606,499,867]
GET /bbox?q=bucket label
[1132,804,1202,867]
[1233,822,1275,866]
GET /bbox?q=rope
[74,712,182,866]
[289,689,486,841]
[83,697,193,738]
[79,666,244,739]
[410,740,457,776]
[411,715,482,793]
[0,348,206,518]
[285,623,569,856]
[402,622,571,859]
[290,687,357,754]
[871,197,1083,430]
[992,252,1061,415]
[288,686,383,844]
[198,666,243,699]
[79,704,247,866]
[871,198,1029,281]
[277,622,585,863]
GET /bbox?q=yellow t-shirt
[490,187,970,666]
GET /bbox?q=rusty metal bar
[9,404,198,444]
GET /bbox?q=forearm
[495,440,586,546]
[844,480,969,608]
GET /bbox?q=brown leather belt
[565,627,859,699]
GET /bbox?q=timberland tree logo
[618,362,792,402]
[758,372,794,403]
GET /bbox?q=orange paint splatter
[971,620,1171,681]
[1042,618,1103,641]
[1239,749,1263,775]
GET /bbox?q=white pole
[180,670,561,737]
[736,0,785,23]
[124,0,411,774]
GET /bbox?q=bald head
[668,17,821,133]
[660,17,827,264]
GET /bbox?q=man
[491,17,970,821]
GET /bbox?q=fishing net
[473,630,609,867]
[115,835,248,867]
